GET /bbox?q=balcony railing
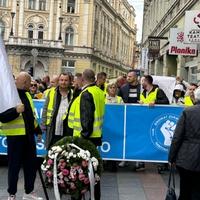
[6,37,63,48]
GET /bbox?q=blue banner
[0,101,184,162]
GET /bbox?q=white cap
[194,88,200,101]
[174,84,184,91]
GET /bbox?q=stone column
[11,0,17,37]
[176,55,186,77]
[163,53,168,76]
[55,0,62,40]
[48,0,54,40]
[36,0,39,10]
[18,0,24,37]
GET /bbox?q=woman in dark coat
[168,88,200,200]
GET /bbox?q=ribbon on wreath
[53,152,61,200]
[53,144,95,200]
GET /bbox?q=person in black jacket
[118,70,141,103]
[0,72,43,200]
[168,88,200,200]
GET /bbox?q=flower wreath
[41,136,103,199]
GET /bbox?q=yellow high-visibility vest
[67,98,78,129]
[140,88,158,104]
[0,92,38,136]
[73,86,105,138]
[46,88,73,125]
[184,96,194,106]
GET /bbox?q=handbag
[165,165,177,200]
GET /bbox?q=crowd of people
[1,68,200,200]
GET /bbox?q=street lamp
[10,12,15,36]
[58,17,64,40]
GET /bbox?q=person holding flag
[0,36,43,200]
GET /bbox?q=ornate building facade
[0,0,136,79]
[142,0,200,83]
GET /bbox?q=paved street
[0,158,180,200]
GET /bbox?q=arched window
[38,25,44,43]
[65,27,74,46]
[0,20,5,38]
[28,24,34,42]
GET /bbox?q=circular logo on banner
[150,114,179,152]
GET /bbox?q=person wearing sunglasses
[29,80,43,99]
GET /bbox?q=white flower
[73,154,77,158]
[48,154,55,159]
[51,146,62,153]
[91,157,99,165]
[85,150,91,158]
[41,164,48,171]
[61,150,66,155]
[46,165,50,169]
[69,152,73,157]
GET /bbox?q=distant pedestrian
[184,83,197,106]
[169,88,200,200]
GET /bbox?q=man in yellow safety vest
[41,73,73,149]
[0,72,43,200]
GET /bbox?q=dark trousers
[177,166,200,200]
[7,135,37,195]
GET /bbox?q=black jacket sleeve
[0,107,20,123]
[155,89,169,104]
[168,111,185,163]
[80,91,95,138]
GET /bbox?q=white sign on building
[169,28,197,56]
[141,48,148,70]
[184,10,200,43]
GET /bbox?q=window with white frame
[62,60,75,74]
[0,0,6,7]
[29,0,36,9]
[65,27,74,46]
[0,20,5,38]
[67,0,75,13]
[39,0,46,10]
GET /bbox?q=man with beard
[42,73,73,149]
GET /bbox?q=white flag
[0,35,21,113]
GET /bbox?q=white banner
[0,36,21,113]
[184,10,200,43]
[152,76,176,104]
[141,48,148,70]
[169,28,197,56]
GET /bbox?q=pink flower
[46,171,53,177]
[62,169,69,176]
[61,162,67,168]
[79,174,85,181]
[84,177,90,185]
[82,160,88,168]
[59,159,65,163]
[47,159,53,165]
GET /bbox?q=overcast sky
[128,0,144,43]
